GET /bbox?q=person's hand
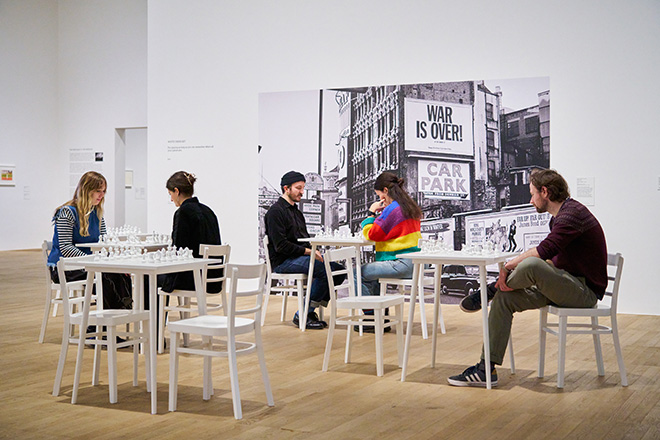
[369,200,385,214]
[495,267,514,292]
[314,250,323,262]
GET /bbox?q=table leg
[302,244,317,331]
[401,262,421,382]
[355,246,362,297]
[431,264,442,368]
[148,273,158,414]
[479,264,492,389]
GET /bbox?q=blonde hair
[55,171,107,236]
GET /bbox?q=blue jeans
[357,258,414,296]
[274,256,346,308]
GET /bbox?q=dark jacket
[162,197,223,293]
[264,196,310,269]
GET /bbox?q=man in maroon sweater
[448,169,608,387]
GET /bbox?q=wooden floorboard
[1,249,659,439]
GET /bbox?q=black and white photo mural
[258,78,551,264]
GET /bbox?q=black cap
[280,171,306,188]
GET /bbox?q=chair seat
[336,294,405,310]
[168,314,255,336]
[71,309,150,325]
[546,303,611,317]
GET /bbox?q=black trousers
[50,267,133,310]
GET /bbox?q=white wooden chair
[261,235,307,328]
[537,252,628,388]
[322,247,405,377]
[52,260,151,405]
[157,244,230,353]
[168,263,274,420]
[38,240,89,343]
[377,238,447,339]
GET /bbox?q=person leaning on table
[448,168,608,387]
[143,171,223,310]
[356,171,422,333]
[47,171,132,310]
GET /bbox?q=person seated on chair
[356,171,422,333]
[264,171,346,330]
[145,171,223,309]
[448,169,608,388]
[47,171,132,311]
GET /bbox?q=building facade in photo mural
[259,78,550,268]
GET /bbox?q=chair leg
[133,323,139,387]
[538,308,548,378]
[181,297,190,347]
[557,315,568,388]
[168,332,179,412]
[591,316,605,376]
[610,315,628,386]
[345,309,354,363]
[374,309,384,376]
[508,335,516,374]
[418,282,428,340]
[52,289,62,317]
[254,325,274,406]
[296,282,305,331]
[322,305,336,372]
[107,326,118,404]
[71,325,88,404]
[227,334,242,420]
[53,325,70,396]
[158,294,166,354]
[143,321,151,392]
[203,337,212,401]
[39,287,54,343]
[395,303,404,368]
[92,337,102,386]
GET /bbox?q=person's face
[91,185,106,206]
[375,188,392,205]
[285,181,305,203]
[168,188,182,207]
[529,183,548,213]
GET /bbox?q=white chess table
[61,253,213,414]
[76,240,170,253]
[396,249,519,388]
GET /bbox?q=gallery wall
[147,0,660,314]
[0,0,62,249]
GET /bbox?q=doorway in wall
[115,127,148,231]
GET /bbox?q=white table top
[397,250,519,265]
[298,236,374,246]
[63,254,213,273]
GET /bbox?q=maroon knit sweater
[536,198,608,299]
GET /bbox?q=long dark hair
[374,172,422,220]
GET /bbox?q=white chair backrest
[42,240,53,285]
[55,260,78,327]
[322,247,357,301]
[262,235,273,274]
[199,243,231,287]
[225,263,267,324]
[604,253,624,312]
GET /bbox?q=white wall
[147,0,660,314]
[0,0,62,249]
[58,0,147,228]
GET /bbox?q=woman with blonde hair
[47,171,132,310]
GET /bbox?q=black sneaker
[308,311,328,328]
[459,283,497,313]
[447,362,498,387]
[353,319,392,333]
[292,313,324,330]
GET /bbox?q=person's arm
[504,247,541,271]
[55,207,87,258]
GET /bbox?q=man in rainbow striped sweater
[358,173,423,331]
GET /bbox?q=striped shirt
[47,206,106,265]
[361,201,421,261]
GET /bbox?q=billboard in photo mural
[258,78,551,271]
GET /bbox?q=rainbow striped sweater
[361,201,421,261]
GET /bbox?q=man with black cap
[264,171,346,330]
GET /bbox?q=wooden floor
[1,249,659,440]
